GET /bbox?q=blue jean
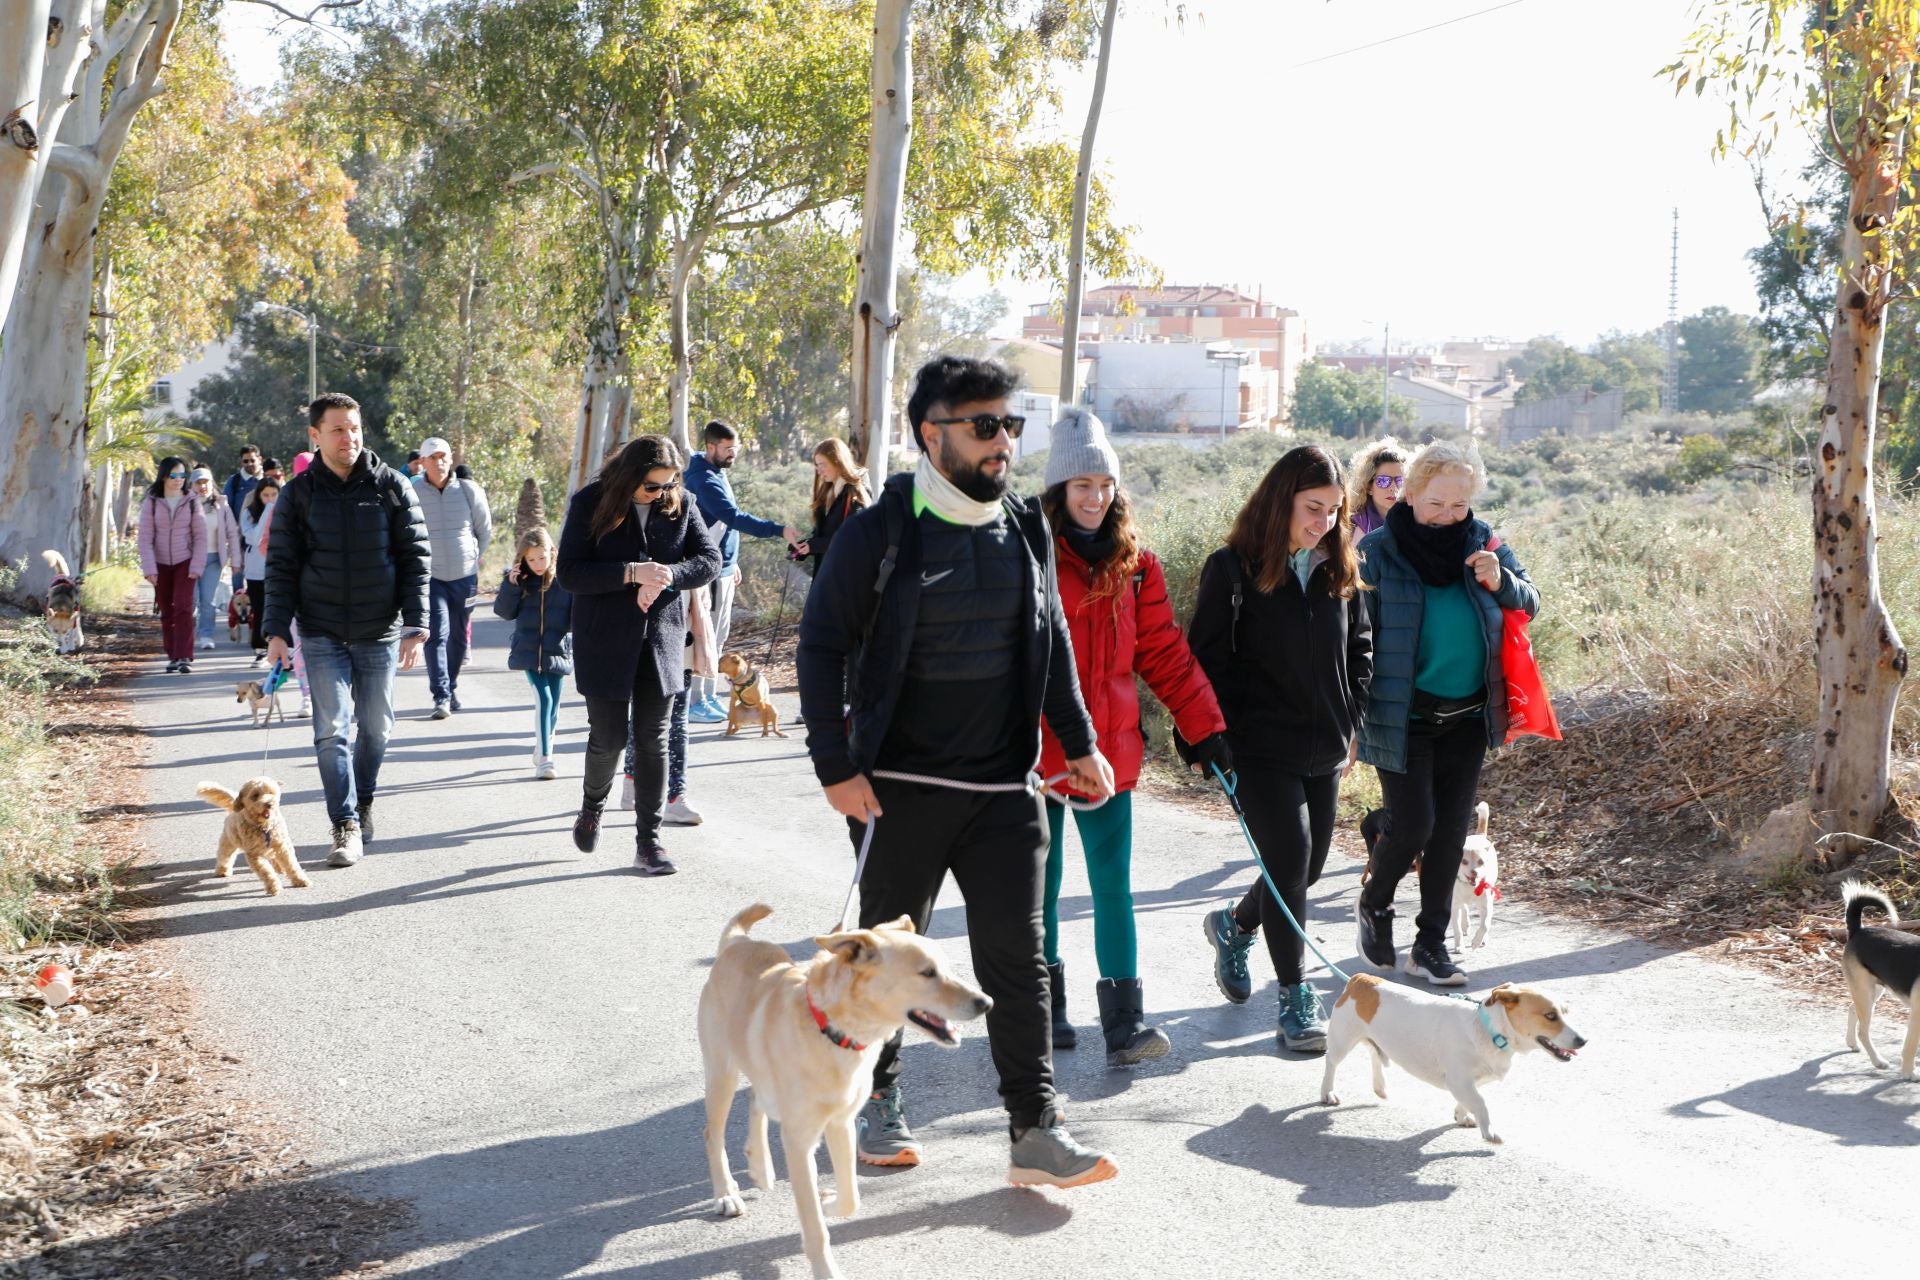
[425,574,478,702]
[303,633,398,826]
[627,671,689,798]
[527,671,563,756]
[195,553,225,641]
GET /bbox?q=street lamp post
[1380,320,1391,433]
[254,301,318,406]
[1206,347,1252,443]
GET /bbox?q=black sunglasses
[928,413,1025,441]
[640,479,680,494]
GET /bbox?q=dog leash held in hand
[259,659,289,769]
[831,770,1109,933]
[1209,763,1353,986]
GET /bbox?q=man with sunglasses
[796,354,1120,1189]
[681,421,803,723]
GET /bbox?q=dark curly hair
[904,355,1020,452]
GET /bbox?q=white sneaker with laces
[536,755,558,781]
[296,692,310,718]
[665,795,704,826]
[197,637,215,651]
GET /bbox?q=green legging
[1042,790,1137,979]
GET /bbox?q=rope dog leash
[831,769,1108,932]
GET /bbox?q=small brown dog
[235,679,285,727]
[196,777,309,896]
[717,651,786,738]
[40,551,83,654]
[228,588,252,643]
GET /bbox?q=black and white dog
[1841,880,1920,1079]
[41,551,83,654]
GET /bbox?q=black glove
[1176,729,1234,776]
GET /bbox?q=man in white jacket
[412,436,492,718]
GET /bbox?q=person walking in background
[494,528,573,781]
[1353,439,1538,987]
[794,437,870,575]
[557,435,720,876]
[1348,437,1407,539]
[1035,409,1229,1066]
[261,456,286,485]
[796,354,1119,1188]
[265,393,431,868]
[412,437,492,719]
[1189,445,1373,1053]
[683,420,802,722]
[191,467,243,652]
[138,456,209,674]
[240,478,281,663]
[222,444,263,521]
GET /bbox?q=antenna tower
[1663,208,1680,413]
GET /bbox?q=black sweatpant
[1359,715,1489,945]
[583,670,674,843]
[851,776,1053,1129]
[246,578,266,651]
[1230,767,1341,986]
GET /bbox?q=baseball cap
[418,436,451,458]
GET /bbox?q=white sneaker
[665,795,704,826]
[296,693,310,718]
[618,773,635,810]
[536,756,558,781]
[197,637,215,652]
[327,821,363,868]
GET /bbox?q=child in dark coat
[493,528,574,779]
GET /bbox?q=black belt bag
[1411,688,1487,724]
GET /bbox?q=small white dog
[697,905,991,1280]
[1320,974,1585,1145]
[1452,801,1501,950]
[235,679,285,727]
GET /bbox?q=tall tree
[1672,0,1915,855]
[1057,0,1119,407]
[1676,306,1763,415]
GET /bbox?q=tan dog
[228,588,252,643]
[1320,975,1585,1145]
[717,651,786,738]
[41,551,83,655]
[698,905,989,1280]
[196,777,309,896]
[235,679,285,727]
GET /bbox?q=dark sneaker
[1048,961,1076,1050]
[1277,982,1328,1053]
[634,842,677,876]
[355,805,374,844]
[1007,1107,1118,1188]
[1203,905,1257,1004]
[572,801,604,853]
[449,692,463,712]
[177,661,192,675]
[857,1085,922,1167]
[1406,939,1468,987]
[1355,901,1397,971]
[164,660,180,674]
[327,821,363,868]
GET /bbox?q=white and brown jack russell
[1320,973,1586,1145]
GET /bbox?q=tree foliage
[1290,362,1416,438]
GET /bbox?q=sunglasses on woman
[165,471,185,480]
[928,413,1026,441]
[640,479,680,494]
[1373,474,1405,490]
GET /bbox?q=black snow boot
[1095,977,1171,1068]
[1048,961,1076,1050]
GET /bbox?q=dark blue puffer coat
[492,570,574,676]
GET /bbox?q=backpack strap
[1225,554,1245,653]
[861,485,911,651]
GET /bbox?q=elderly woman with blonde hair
[1351,439,1538,987]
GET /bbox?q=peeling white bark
[1058,0,1118,407]
[0,0,93,340]
[849,0,914,475]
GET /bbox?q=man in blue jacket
[796,355,1118,1190]
[683,421,801,721]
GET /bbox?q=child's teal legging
[526,671,563,756]
[1043,790,1137,979]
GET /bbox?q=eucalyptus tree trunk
[666,237,703,456]
[1058,0,1119,407]
[85,251,117,566]
[571,276,628,492]
[849,0,914,474]
[0,0,91,339]
[0,0,180,597]
[1808,62,1914,858]
[450,250,478,462]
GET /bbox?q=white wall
[1087,341,1261,433]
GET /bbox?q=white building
[145,336,239,422]
[1085,340,1277,435]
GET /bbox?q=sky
[220,0,1806,351]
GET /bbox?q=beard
[938,434,1011,503]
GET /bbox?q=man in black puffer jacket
[265,393,430,868]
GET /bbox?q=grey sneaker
[1203,905,1257,1004]
[634,842,677,876]
[1277,982,1328,1053]
[355,804,374,844]
[449,692,462,712]
[1007,1107,1118,1188]
[430,701,451,720]
[327,821,363,868]
[856,1085,922,1167]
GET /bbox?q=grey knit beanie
[1044,407,1121,490]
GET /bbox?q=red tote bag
[1500,608,1561,743]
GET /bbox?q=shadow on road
[1187,1102,1493,1205]
[1669,1051,1920,1146]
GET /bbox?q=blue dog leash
[1209,762,1353,986]
[259,659,289,769]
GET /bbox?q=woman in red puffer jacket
[1038,409,1230,1067]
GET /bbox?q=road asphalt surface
[129,612,1915,1278]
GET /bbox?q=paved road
[130,612,1915,1279]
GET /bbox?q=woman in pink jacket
[137,455,209,673]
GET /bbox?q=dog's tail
[40,550,71,579]
[1473,801,1490,838]
[717,903,774,953]
[196,782,239,812]
[1842,879,1900,934]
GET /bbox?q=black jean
[851,777,1053,1129]
[246,578,266,651]
[1231,767,1341,986]
[583,671,674,843]
[1359,715,1489,945]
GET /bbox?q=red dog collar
[1474,880,1503,901]
[808,988,865,1052]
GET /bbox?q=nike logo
[920,569,954,586]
